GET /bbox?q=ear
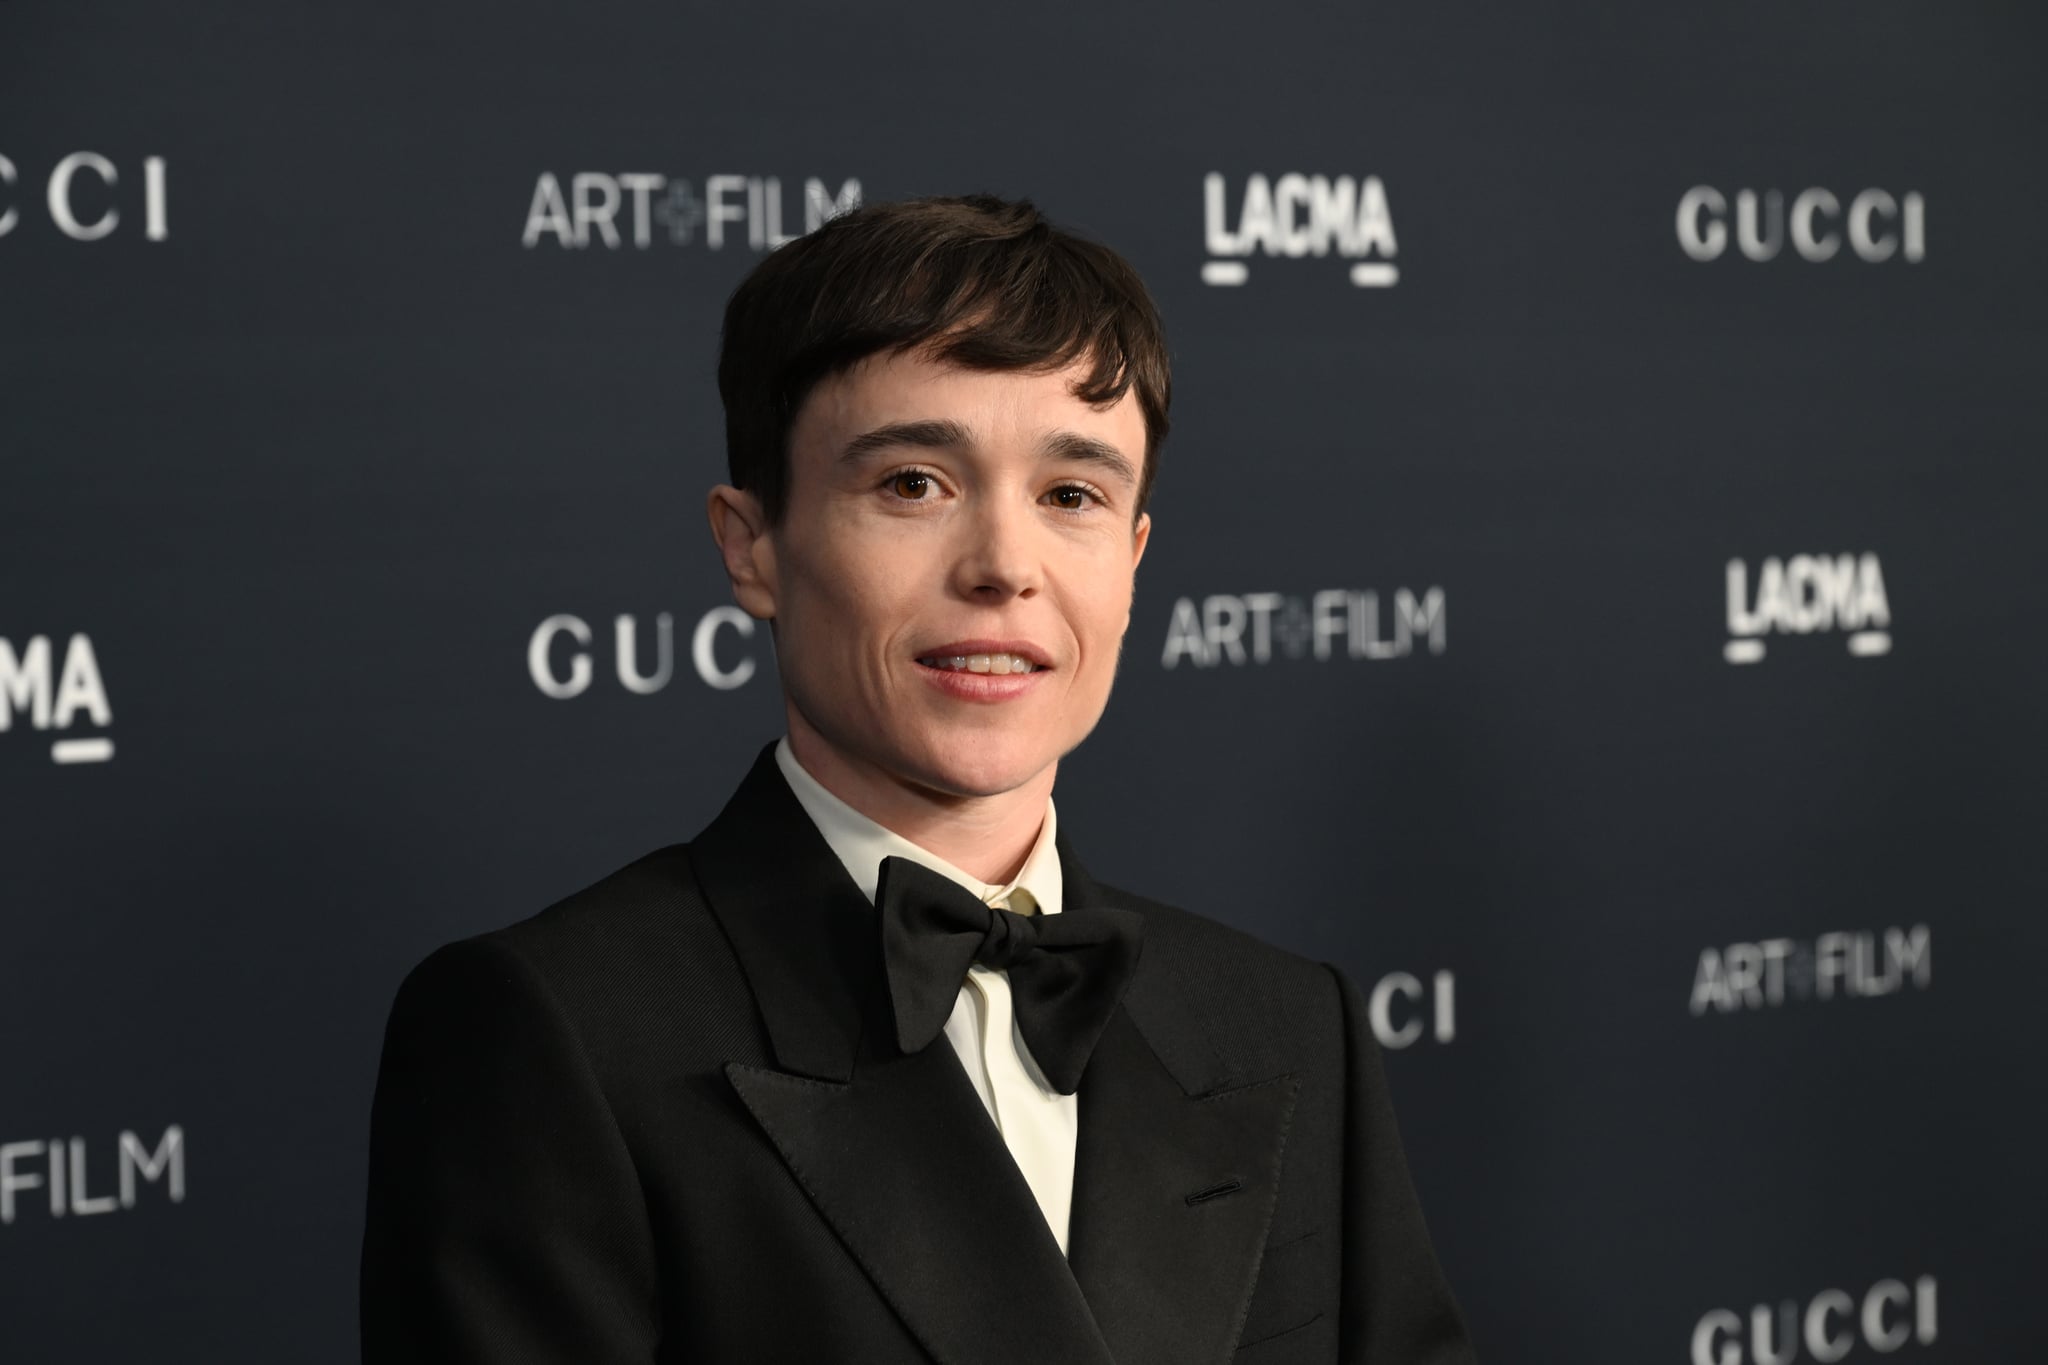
[1123,511,1152,633]
[706,484,779,620]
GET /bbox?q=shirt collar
[773,736,1063,916]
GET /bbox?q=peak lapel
[1063,849,1301,1365]
[691,745,876,1083]
[728,1040,1114,1365]
[697,747,1115,1365]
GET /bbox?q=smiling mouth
[915,652,1045,675]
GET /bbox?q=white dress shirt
[773,738,1079,1254]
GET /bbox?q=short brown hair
[717,194,1171,522]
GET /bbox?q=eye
[1046,483,1101,512]
[888,471,934,500]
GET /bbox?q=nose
[949,495,1043,603]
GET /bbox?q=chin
[902,732,1058,800]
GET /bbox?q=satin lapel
[690,744,876,1084]
[698,748,1115,1365]
[1062,846,1301,1365]
[728,1038,1115,1365]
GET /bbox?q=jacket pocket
[1234,1225,1328,1352]
[1236,1311,1327,1356]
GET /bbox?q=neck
[784,715,1054,886]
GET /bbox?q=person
[359,194,1475,1364]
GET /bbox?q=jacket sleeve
[360,936,660,1363]
[1328,964,1477,1363]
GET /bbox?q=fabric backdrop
[3,1,2043,1359]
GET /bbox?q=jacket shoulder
[1098,882,1347,1078]
[396,843,759,1079]
[490,843,712,969]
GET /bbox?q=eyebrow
[838,420,1141,491]
[838,419,971,465]
[1039,431,1140,491]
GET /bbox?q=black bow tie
[875,855,1144,1095]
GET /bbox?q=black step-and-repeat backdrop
[5,1,2045,1360]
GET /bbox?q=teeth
[921,652,1039,674]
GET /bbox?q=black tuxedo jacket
[360,747,1475,1364]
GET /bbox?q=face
[713,348,1151,801]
